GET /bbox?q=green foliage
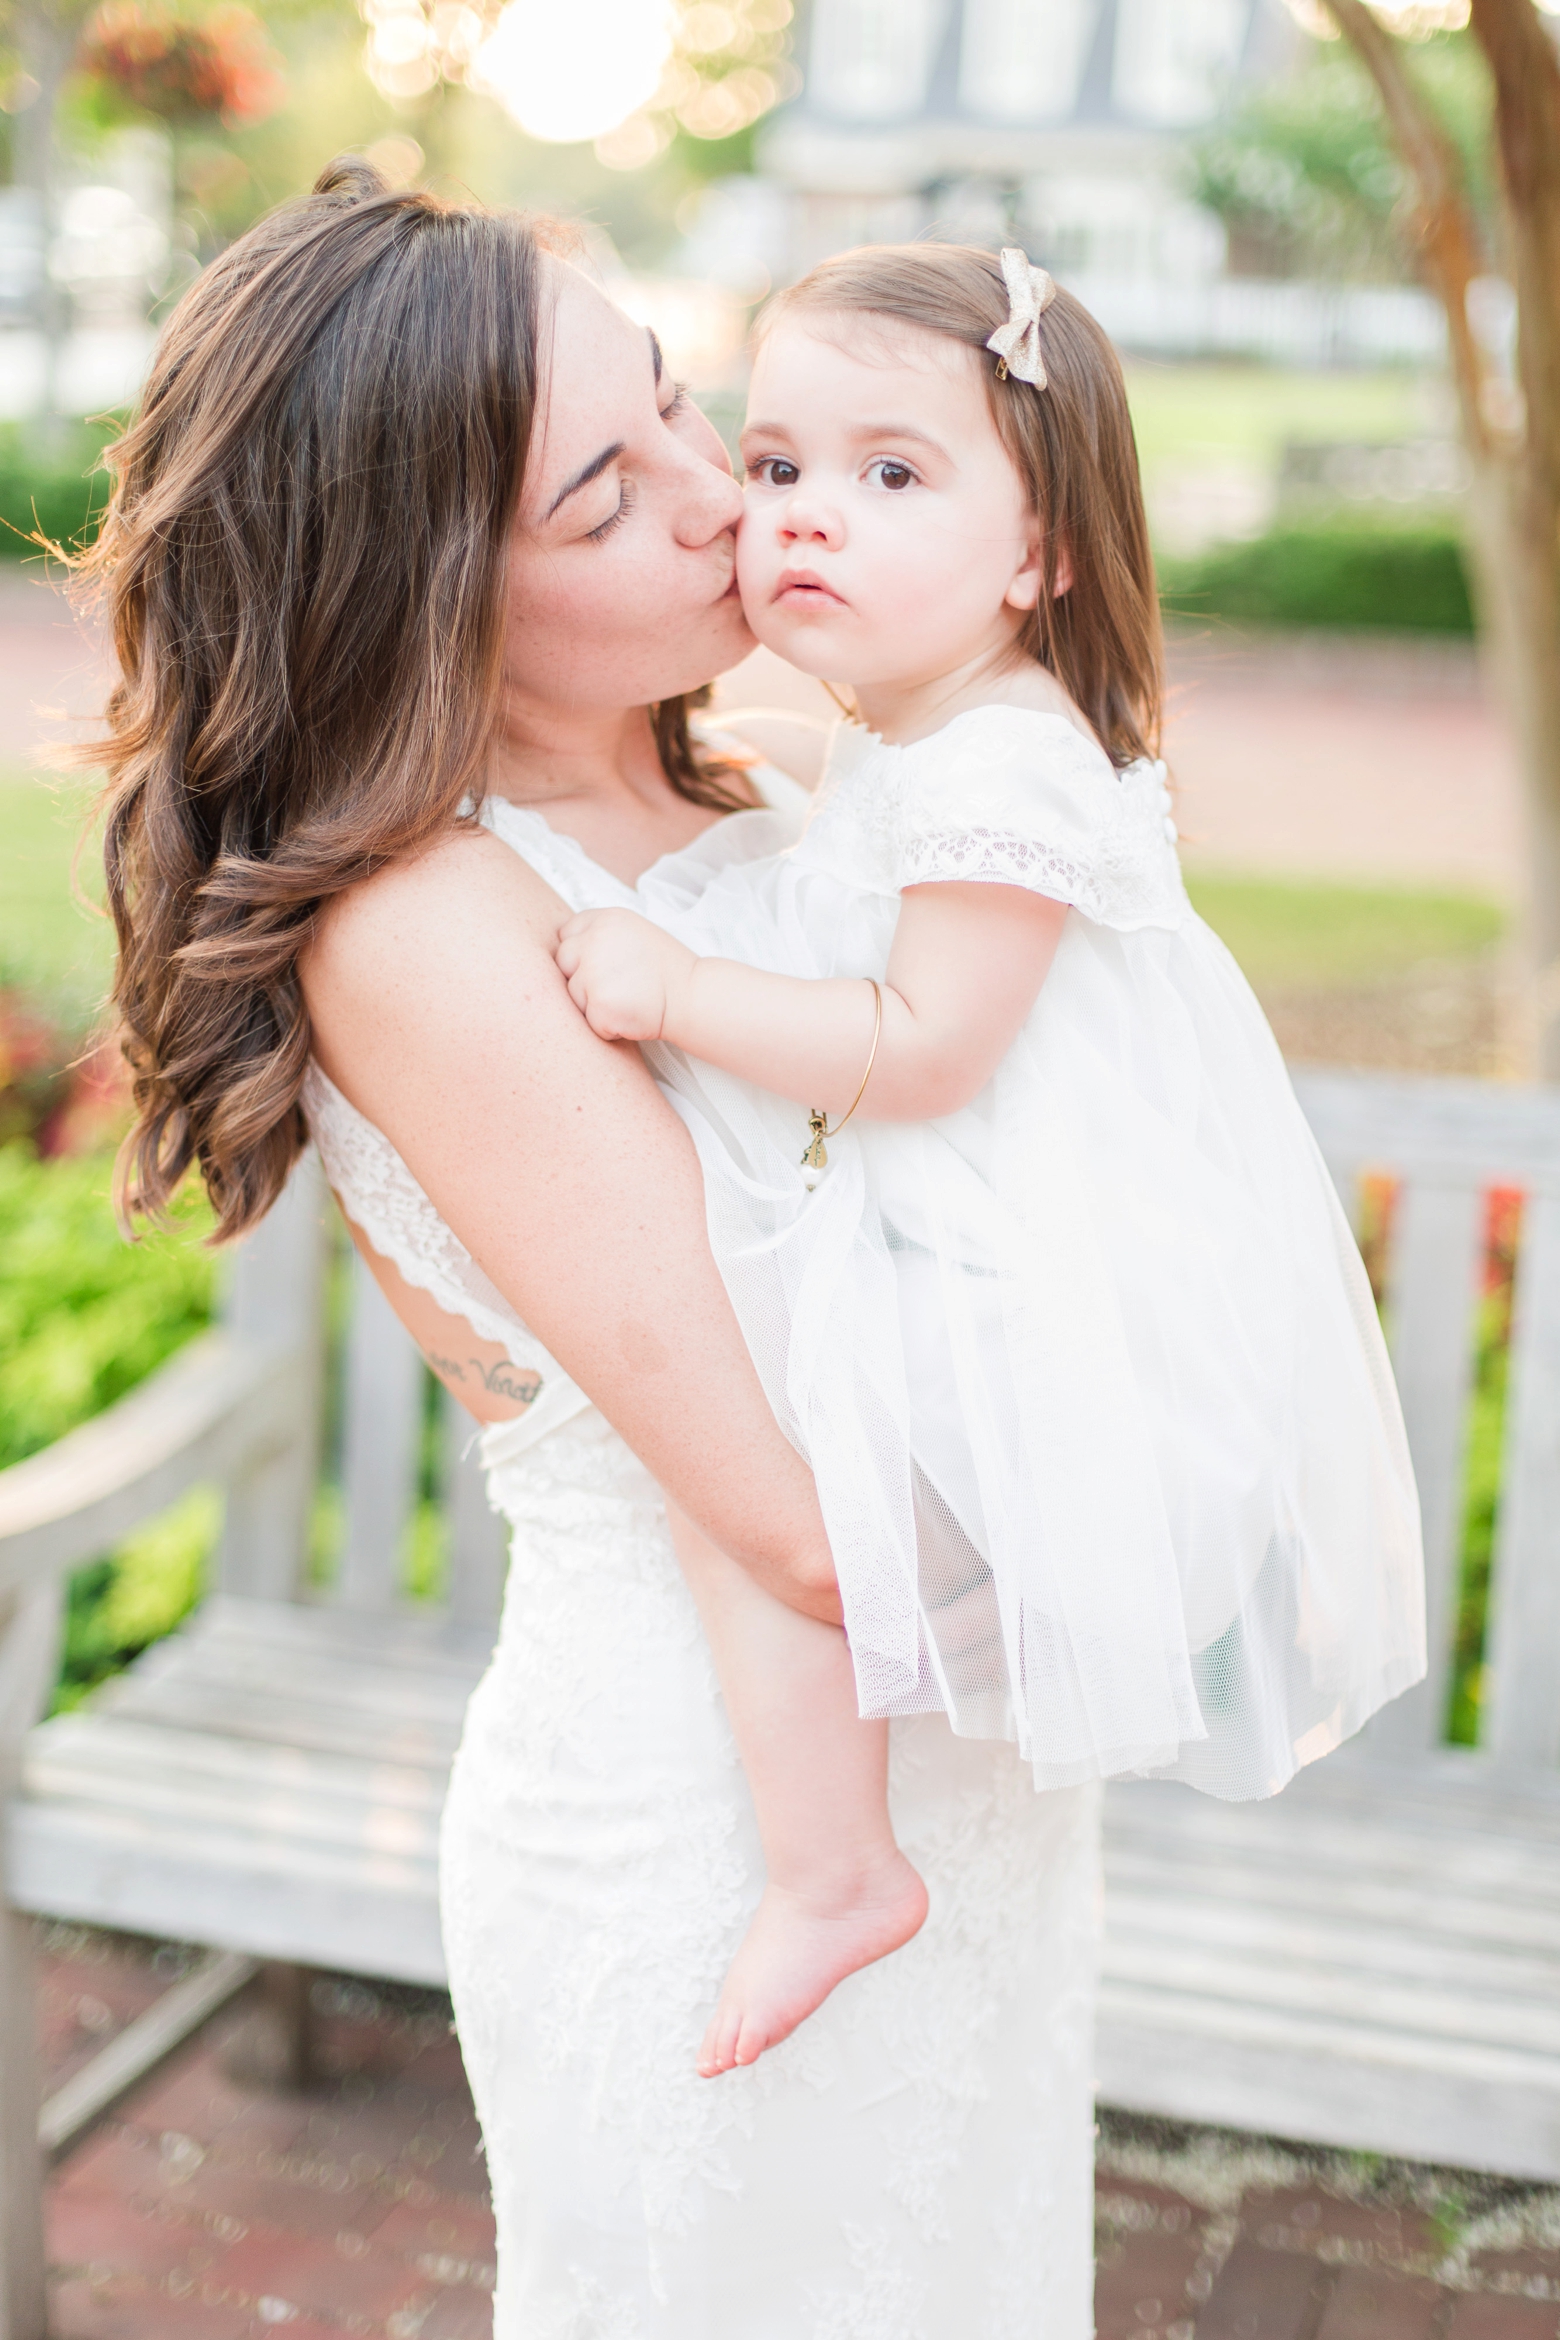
[1184,874,1503,993]
[0,424,115,562]
[55,1484,220,1711]
[1160,519,1474,634]
[0,1142,215,1471]
[1188,31,1495,282]
[1446,1191,1522,1747]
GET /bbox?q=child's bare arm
[554,882,1067,1121]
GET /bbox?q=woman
[96,160,1100,2336]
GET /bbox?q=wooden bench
[2,1068,1558,2334]
[1098,1072,1560,2182]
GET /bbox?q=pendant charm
[801,1111,829,1191]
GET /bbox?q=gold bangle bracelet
[800,978,882,1187]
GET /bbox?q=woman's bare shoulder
[304,820,566,1006]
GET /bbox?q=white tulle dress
[300,765,1103,2340]
[631,707,1426,1801]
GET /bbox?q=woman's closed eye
[659,382,690,425]
[587,477,636,543]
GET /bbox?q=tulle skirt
[638,845,1425,1801]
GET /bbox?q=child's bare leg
[667,1502,929,2077]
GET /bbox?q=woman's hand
[555,907,697,1042]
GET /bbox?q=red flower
[76,0,285,127]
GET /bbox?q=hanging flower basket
[76,0,285,127]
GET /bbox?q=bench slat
[1367,1176,1484,1756]
[1485,1188,1560,1766]
[335,1252,425,1614]
[1292,1070,1560,1191]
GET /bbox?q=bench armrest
[0,1330,309,1597]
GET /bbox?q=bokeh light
[471,0,674,142]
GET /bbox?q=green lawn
[1184,872,1503,991]
[1122,362,1442,498]
[0,771,110,1014]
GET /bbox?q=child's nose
[780,494,842,548]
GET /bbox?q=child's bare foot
[697,1850,929,2078]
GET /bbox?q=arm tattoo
[422,1346,543,1410]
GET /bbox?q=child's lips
[775,570,845,610]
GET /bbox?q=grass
[0,771,110,1015]
[1121,362,1442,495]
[1184,873,1504,992]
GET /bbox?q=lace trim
[895,824,1182,928]
[300,1061,546,1366]
[800,710,1188,934]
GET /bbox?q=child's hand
[554,908,697,1043]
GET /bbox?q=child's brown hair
[760,244,1163,769]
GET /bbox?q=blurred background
[0,0,1540,1761]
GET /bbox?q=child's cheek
[734,499,775,634]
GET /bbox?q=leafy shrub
[0,423,114,561]
[57,1485,220,1709]
[0,1142,214,1471]
[1160,520,1474,635]
[1,1143,219,1708]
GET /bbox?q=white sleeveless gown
[302,777,1102,2340]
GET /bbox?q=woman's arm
[555,882,1068,1122]
[300,824,841,1623]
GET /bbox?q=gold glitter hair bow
[985,246,1058,387]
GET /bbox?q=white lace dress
[301,777,1102,2340]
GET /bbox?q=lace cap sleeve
[892,707,1187,933]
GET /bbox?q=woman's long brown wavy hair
[762,245,1164,769]
[89,156,742,1246]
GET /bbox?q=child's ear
[1003,535,1072,612]
[1003,537,1043,613]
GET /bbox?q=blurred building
[708,0,1444,366]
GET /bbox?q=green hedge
[0,424,113,561]
[0,1143,214,1470]
[1159,521,1474,635]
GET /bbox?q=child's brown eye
[751,457,799,488]
[870,460,914,491]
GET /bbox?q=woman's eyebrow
[648,327,664,382]
[544,441,625,522]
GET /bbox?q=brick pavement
[38,1925,1560,2340]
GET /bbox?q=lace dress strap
[301,1062,591,1455]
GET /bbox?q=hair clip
[986,247,1057,388]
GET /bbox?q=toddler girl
[554,245,1426,2079]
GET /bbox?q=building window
[807,0,951,121]
[1112,0,1248,127]
[958,0,1099,124]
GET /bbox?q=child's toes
[697,2004,742,2078]
[732,2013,770,2068]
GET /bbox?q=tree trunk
[1469,0,1560,1075]
[1327,0,1560,1075]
